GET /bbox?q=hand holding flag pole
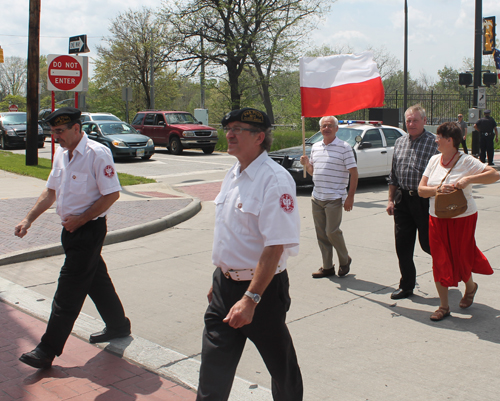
[302,117,306,178]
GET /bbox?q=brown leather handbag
[434,155,467,218]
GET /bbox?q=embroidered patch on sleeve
[104,165,115,178]
[280,194,294,213]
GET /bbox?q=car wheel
[169,136,183,155]
[202,146,215,154]
[141,155,152,160]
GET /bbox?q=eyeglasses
[320,124,335,129]
[51,127,70,135]
[223,126,260,135]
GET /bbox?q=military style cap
[484,109,491,114]
[221,108,271,129]
[45,107,81,127]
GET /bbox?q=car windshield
[91,115,120,121]
[336,128,362,146]
[98,122,138,135]
[304,127,362,147]
[165,113,197,125]
[1,113,27,125]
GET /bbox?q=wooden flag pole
[302,116,306,178]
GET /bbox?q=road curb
[0,198,201,267]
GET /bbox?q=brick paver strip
[0,301,195,400]
[175,182,222,202]
[0,198,191,255]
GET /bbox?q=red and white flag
[300,51,385,117]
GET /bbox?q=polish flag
[300,51,385,117]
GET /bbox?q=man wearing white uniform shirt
[15,107,130,369]
[196,108,303,401]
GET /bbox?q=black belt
[481,132,494,136]
[400,189,419,197]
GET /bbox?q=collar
[63,132,87,158]
[233,150,268,181]
[321,136,338,147]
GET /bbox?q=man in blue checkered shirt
[386,104,439,300]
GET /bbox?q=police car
[269,121,407,186]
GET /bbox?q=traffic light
[0,46,4,63]
[483,72,498,87]
[459,73,472,87]
[483,16,496,55]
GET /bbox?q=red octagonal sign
[48,55,83,91]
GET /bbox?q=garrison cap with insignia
[484,109,491,114]
[221,108,271,129]
[45,107,81,127]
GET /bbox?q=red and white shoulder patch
[104,165,115,178]
[280,194,294,213]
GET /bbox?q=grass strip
[0,150,155,186]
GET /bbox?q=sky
[1,0,499,84]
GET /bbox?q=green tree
[0,57,27,97]
[94,7,176,109]
[169,0,327,119]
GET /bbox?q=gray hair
[319,116,339,128]
[259,127,273,152]
[405,104,426,120]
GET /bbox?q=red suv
[131,111,218,155]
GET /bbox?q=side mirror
[358,142,372,149]
[158,120,165,126]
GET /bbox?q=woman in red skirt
[418,122,499,321]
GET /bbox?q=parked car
[81,121,155,160]
[131,111,218,155]
[38,108,54,137]
[268,121,408,186]
[80,112,121,122]
[0,112,45,149]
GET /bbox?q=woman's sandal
[430,306,451,321]
[459,283,478,309]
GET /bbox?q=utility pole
[200,35,206,109]
[26,0,41,166]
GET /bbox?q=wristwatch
[244,291,261,304]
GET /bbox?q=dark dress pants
[39,217,128,356]
[479,134,494,164]
[393,190,431,291]
[197,268,303,401]
[460,138,468,154]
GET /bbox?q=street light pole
[473,0,482,109]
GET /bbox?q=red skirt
[429,213,493,287]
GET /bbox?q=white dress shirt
[212,151,300,273]
[46,133,122,221]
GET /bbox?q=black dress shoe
[89,322,131,344]
[391,288,413,300]
[19,347,54,369]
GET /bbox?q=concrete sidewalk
[2,153,500,400]
[0,170,206,400]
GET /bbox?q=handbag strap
[438,154,462,188]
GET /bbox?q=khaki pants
[311,197,349,270]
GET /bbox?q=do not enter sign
[47,54,88,92]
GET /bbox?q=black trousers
[479,134,494,164]
[393,189,431,291]
[39,217,129,356]
[460,138,468,154]
[197,268,303,401]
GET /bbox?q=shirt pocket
[69,173,88,194]
[233,198,261,235]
